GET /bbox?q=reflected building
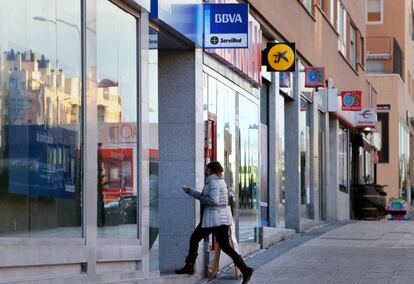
[1,49,81,126]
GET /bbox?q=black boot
[234,255,253,284]
[174,252,198,275]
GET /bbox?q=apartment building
[0,0,379,283]
[366,0,414,204]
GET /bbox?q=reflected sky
[0,0,138,123]
[0,0,81,77]
[97,0,137,123]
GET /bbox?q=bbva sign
[214,13,243,24]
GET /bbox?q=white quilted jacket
[187,174,233,228]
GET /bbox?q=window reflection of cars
[104,195,137,226]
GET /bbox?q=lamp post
[33,16,81,40]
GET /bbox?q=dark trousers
[188,223,240,261]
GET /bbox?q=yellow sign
[264,43,296,72]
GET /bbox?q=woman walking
[175,161,253,284]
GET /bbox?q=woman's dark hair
[207,161,224,175]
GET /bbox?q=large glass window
[216,82,236,210]
[96,0,138,239]
[239,95,259,242]
[299,99,311,218]
[318,112,326,220]
[399,123,410,200]
[276,93,286,227]
[0,0,82,237]
[338,127,349,192]
[148,29,159,270]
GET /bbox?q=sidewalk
[205,221,414,284]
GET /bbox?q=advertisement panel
[8,125,79,199]
[354,108,377,128]
[207,14,262,86]
[204,3,249,48]
[305,67,326,88]
[341,91,362,111]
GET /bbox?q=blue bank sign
[204,3,249,48]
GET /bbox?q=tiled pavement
[206,221,414,284]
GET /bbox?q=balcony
[366,37,404,81]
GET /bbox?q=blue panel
[149,0,158,19]
[150,0,203,47]
[8,125,79,199]
[209,4,248,34]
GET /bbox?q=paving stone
[205,222,414,284]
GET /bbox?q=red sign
[341,91,362,111]
[305,67,326,88]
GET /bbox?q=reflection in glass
[299,99,311,219]
[318,111,326,220]
[0,0,82,237]
[216,81,236,211]
[399,123,410,199]
[239,96,259,242]
[276,93,286,227]
[149,28,159,271]
[96,0,138,239]
[338,127,349,192]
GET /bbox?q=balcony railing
[366,37,404,81]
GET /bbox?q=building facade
[0,0,378,283]
[366,0,414,204]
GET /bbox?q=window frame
[350,25,357,68]
[337,0,347,55]
[367,0,384,25]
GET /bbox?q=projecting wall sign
[263,43,296,72]
[204,3,249,48]
[305,67,326,88]
[341,91,362,111]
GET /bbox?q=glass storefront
[299,61,313,220]
[399,122,410,199]
[338,127,349,192]
[96,0,139,239]
[299,99,311,219]
[318,111,326,220]
[204,70,260,243]
[0,0,82,237]
[149,28,159,271]
[276,92,286,227]
[239,95,260,242]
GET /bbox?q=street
[208,221,414,284]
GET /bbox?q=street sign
[305,67,326,88]
[377,104,391,111]
[204,4,249,48]
[264,43,296,72]
[341,91,362,111]
[355,108,376,128]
